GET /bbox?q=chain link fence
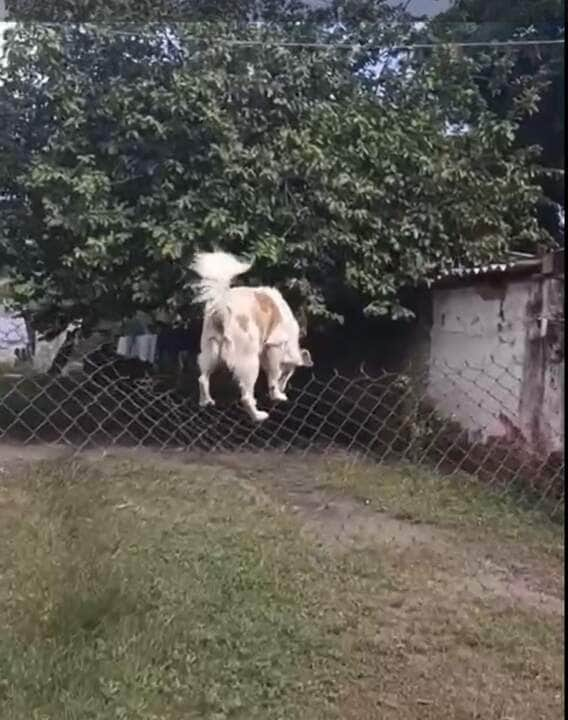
[0,333,563,519]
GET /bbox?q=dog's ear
[300,348,313,367]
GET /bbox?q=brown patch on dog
[210,311,224,334]
[254,292,282,342]
[236,314,250,333]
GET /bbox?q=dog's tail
[190,251,252,308]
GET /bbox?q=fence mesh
[0,333,563,519]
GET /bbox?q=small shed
[420,250,564,456]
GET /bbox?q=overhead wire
[1,21,564,51]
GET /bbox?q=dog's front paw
[254,410,269,422]
[199,398,216,408]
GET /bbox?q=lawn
[0,450,563,720]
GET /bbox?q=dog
[191,251,313,422]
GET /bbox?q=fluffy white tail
[190,251,252,307]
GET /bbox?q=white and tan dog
[191,251,313,422]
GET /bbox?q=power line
[183,38,566,51]
[187,38,565,51]
[3,23,565,51]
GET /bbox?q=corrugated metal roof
[435,255,542,282]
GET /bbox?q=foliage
[433,0,565,244]
[0,2,551,333]
[435,0,564,29]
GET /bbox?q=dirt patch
[290,490,439,549]
[450,569,564,614]
[211,454,564,618]
[291,489,563,617]
[0,442,74,466]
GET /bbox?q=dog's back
[201,285,294,359]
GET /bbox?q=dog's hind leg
[262,347,288,402]
[197,341,219,407]
[235,355,268,423]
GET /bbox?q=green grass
[0,455,563,720]
[0,461,333,719]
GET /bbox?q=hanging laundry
[116,333,157,364]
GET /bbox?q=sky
[398,0,452,17]
[305,0,452,17]
[0,22,10,64]
[0,21,11,64]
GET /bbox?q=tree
[432,0,565,244]
[0,1,551,334]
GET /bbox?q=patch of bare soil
[215,453,564,618]
[0,442,74,466]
